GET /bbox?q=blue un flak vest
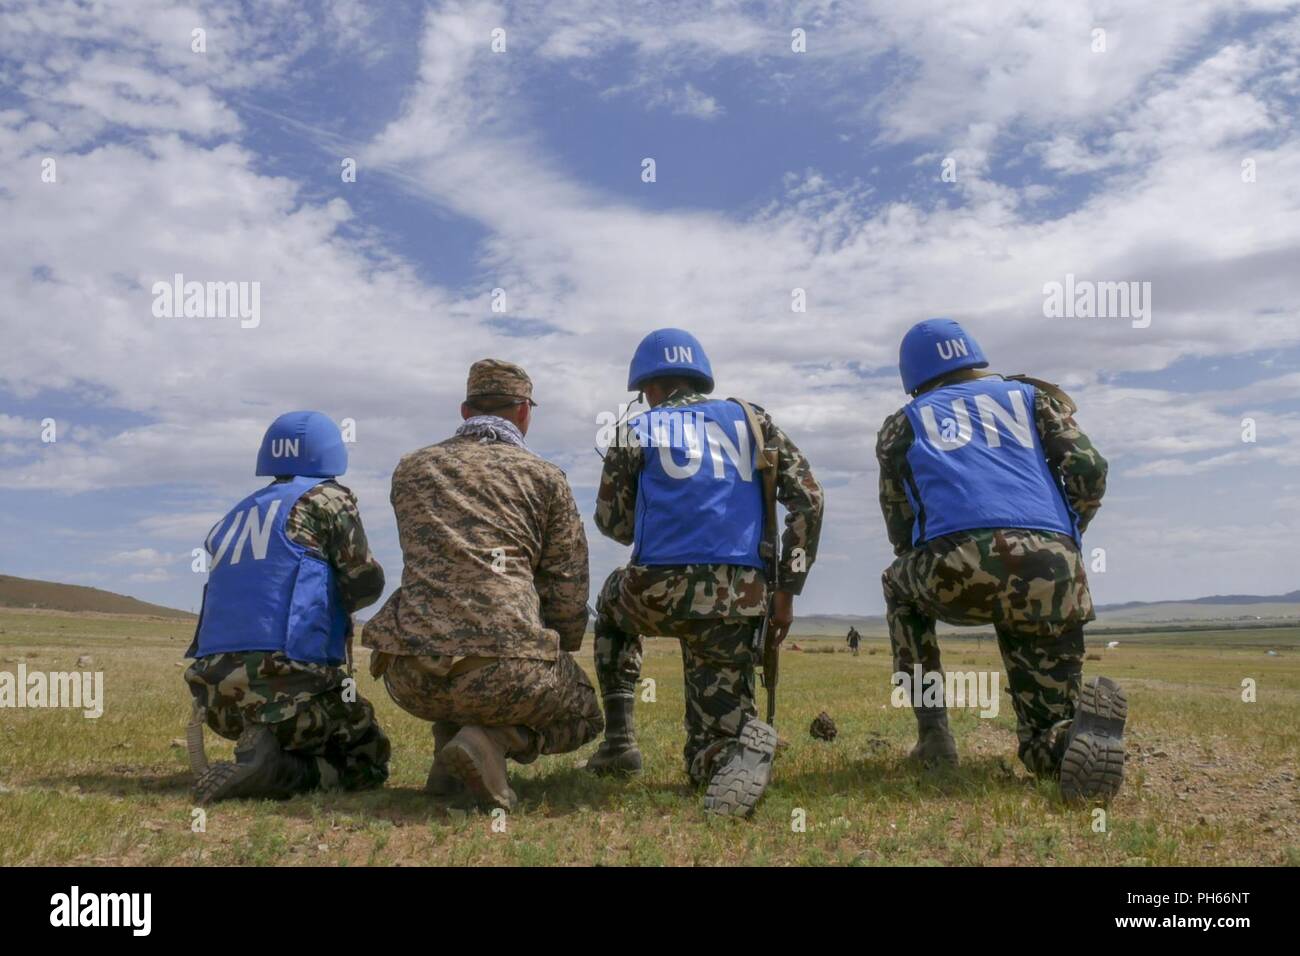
[191,476,349,665]
[902,378,1079,547]
[630,399,766,568]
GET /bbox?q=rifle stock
[760,604,779,724]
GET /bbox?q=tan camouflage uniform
[184,480,391,790]
[877,372,1108,776]
[594,385,824,780]
[363,360,602,761]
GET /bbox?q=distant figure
[186,411,390,804]
[876,319,1126,802]
[846,626,861,656]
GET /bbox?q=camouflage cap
[466,358,534,404]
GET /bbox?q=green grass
[1,608,1296,866]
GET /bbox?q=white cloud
[2,0,1299,610]
[101,548,173,568]
[0,414,38,438]
[127,568,173,583]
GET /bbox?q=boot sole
[1060,676,1127,803]
[584,748,643,776]
[194,761,256,805]
[440,739,518,811]
[703,720,777,819]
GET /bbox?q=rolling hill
[1,572,1295,632]
[0,574,194,619]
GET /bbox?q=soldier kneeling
[362,360,603,811]
[185,411,391,804]
[876,319,1126,802]
[587,329,825,818]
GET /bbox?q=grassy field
[0,606,1296,866]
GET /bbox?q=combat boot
[701,719,778,819]
[424,720,465,797]
[193,724,321,805]
[908,705,959,768]
[440,725,534,811]
[1059,676,1127,803]
[584,694,642,776]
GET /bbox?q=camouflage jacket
[595,386,824,617]
[876,374,1109,557]
[285,480,386,613]
[362,431,590,660]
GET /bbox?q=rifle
[732,398,781,726]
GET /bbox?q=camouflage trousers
[594,567,760,782]
[373,650,603,761]
[184,651,391,791]
[882,530,1094,777]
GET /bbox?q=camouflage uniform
[877,374,1108,776]
[184,480,391,790]
[362,360,602,759]
[373,652,598,760]
[595,386,824,780]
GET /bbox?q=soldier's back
[366,435,571,661]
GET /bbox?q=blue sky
[1,0,1299,615]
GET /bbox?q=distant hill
[1093,590,1300,625]
[793,613,885,636]
[1096,590,1300,611]
[792,591,1300,636]
[0,574,194,619]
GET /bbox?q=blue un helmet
[627,328,715,393]
[898,318,989,395]
[255,411,348,477]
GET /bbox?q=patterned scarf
[455,415,529,449]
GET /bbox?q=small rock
[316,843,329,852]
[76,655,93,667]
[810,711,838,742]
[169,738,186,748]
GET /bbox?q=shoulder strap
[728,398,777,474]
[1004,374,1077,414]
[729,398,779,575]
